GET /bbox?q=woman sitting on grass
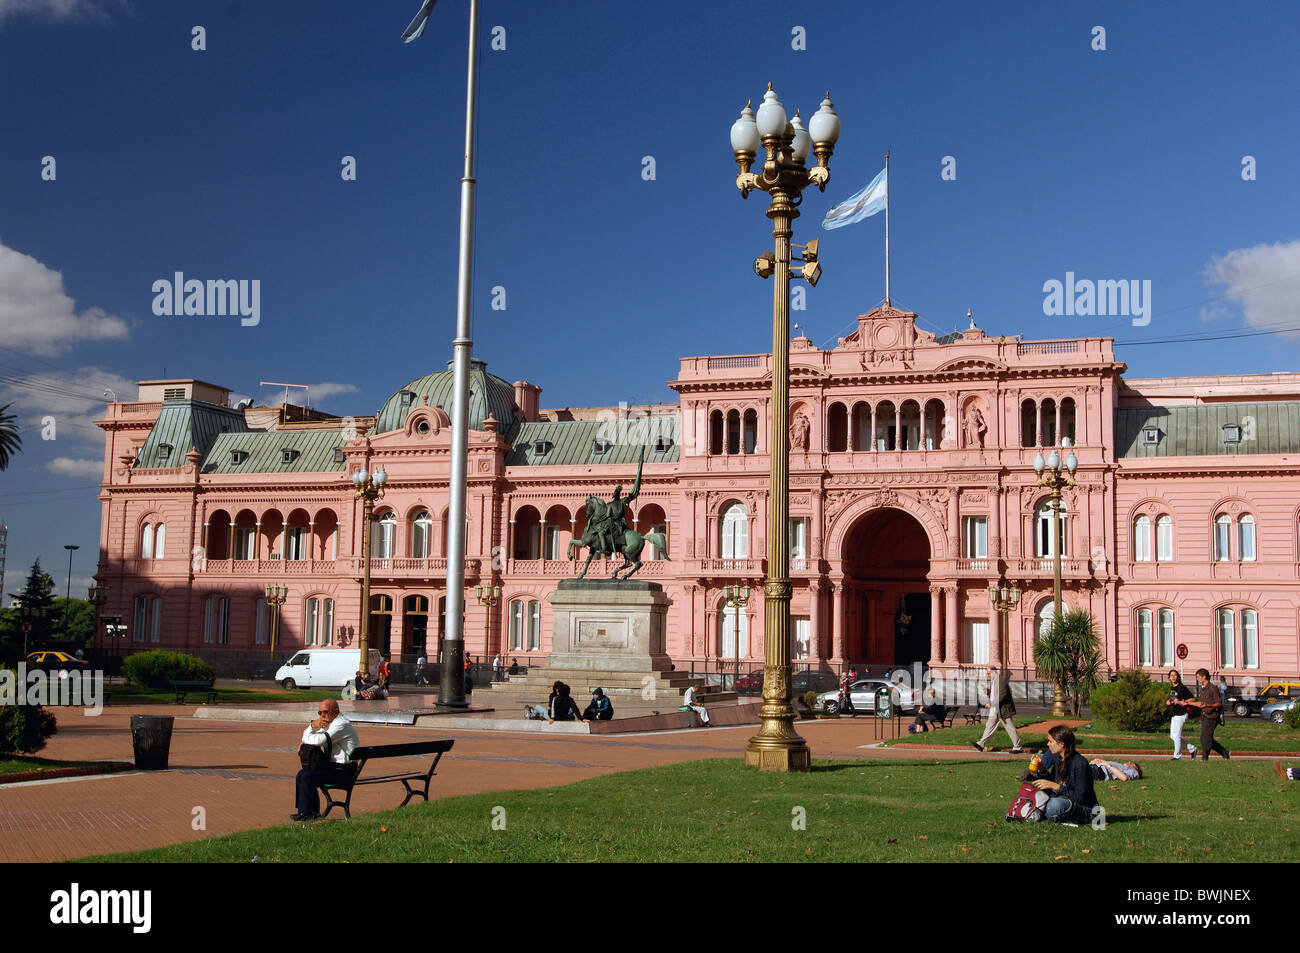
[1029,725,1098,824]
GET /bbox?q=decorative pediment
[935,357,1008,373]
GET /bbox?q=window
[1242,609,1258,668]
[962,516,988,559]
[333,448,346,464]
[133,596,148,643]
[1158,609,1174,667]
[1141,427,1160,446]
[281,449,299,464]
[793,617,810,660]
[163,387,185,400]
[527,601,541,651]
[544,525,561,560]
[1222,424,1242,443]
[306,597,334,646]
[400,390,415,406]
[647,523,667,560]
[1239,515,1256,561]
[285,526,306,561]
[255,598,268,646]
[1038,599,1065,637]
[1155,516,1172,562]
[411,511,432,558]
[593,438,612,454]
[533,440,550,456]
[1136,609,1152,666]
[155,524,166,559]
[151,598,162,642]
[654,436,673,453]
[1134,515,1150,562]
[372,512,396,559]
[789,518,808,562]
[233,526,255,560]
[1218,608,1235,668]
[510,600,540,652]
[963,620,990,665]
[141,523,155,559]
[204,596,229,645]
[230,450,248,465]
[721,503,748,559]
[158,443,173,460]
[509,601,524,651]
[1035,502,1067,558]
[1214,515,1231,561]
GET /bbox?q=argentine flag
[822,167,887,230]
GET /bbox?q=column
[894,404,903,451]
[308,521,316,561]
[507,519,515,565]
[254,521,262,560]
[570,519,577,564]
[1035,402,1043,447]
[945,586,960,664]
[832,583,845,661]
[868,405,876,452]
[808,581,822,661]
[947,488,960,558]
[539,521,547,560]
[930,586,943,663]
[989,488,1001,563]
[1055,401,1062,446]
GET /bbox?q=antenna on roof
[259,381,311,409]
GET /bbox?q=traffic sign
[19,621,31,634]
[1176,643,1188,660]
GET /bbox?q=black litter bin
[130,714,174,770]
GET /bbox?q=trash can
[130,714,174,770]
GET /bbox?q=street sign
[19,621,31,634]
[1176,643,1188,660]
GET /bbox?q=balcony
[345,557,481,580]
[508,558,670,577]
[200,558,338,575]
[688,558,766,577]
[1010,557,1092,578]
[955,558,991,575]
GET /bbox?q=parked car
[734,671,764,692]
[815,678,916,715]
[1261,697,1298,724]
[1224,681,1300,718]
[25,650,88,673]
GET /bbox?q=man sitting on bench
[293,699,360,821]
[908,689,947,733]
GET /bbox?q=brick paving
[1,706,1241,862]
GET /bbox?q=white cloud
[45,456,103,479]
[0,240,129,355]
[0,366,136,448]
[1201,239,1300,334]
[259,381,358,407]
[0,0,129,24]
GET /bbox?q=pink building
[92,305,1300,681]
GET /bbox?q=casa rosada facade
[93,305,1300,681]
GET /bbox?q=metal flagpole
[439,0,481,709]
[884,150,891,306]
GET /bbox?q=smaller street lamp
[353,464,388,677]
[723,584,751,679]
[63,544,80,637]
[1034,438,1077,717]
[88,584,108,659]
[475,585,501,675]
[988,583,1021,669]
[265,584,288,658]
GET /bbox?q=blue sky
[1,0,1298,597]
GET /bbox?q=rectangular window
[306,599,319,647]
[216,598,228,644]
[1239,518,1256,561]
[648,524,667,561]
[527,601,541,651]
[793,617,810,661]
[1155,517,1172,562]
[203,597,215,644]
[321,599,333,647]
[1134,516,1150,562]
[1214,518,1231,562]
[1137,609,1152,667]
[544,525,559,560]
[1158,609,1174,667]
[963,620,989,666]
[509,602,523,651]
[1242,610,1258,668]
[962,516,988,559]
[150,598,162,643]
[285,527,306,561]
[789,518,808,562]
[1218,609,1235,668]
[134,596,148,643]
[255,599,268,646]
[233,527,255,560]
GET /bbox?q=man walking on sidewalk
[1186,668,1230,760]
[971,664,1022,753]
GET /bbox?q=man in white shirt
[682,685,710,726]
[492,654,503,683]
[293,699,361,821]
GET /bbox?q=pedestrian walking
[492,653,503,683]
[971,664,1022,753]
[1165,669,1196,760]
[1186,668,1230,760]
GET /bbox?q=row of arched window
[140,523,166,559]
[1135,606,1259,669]
[707,408,760,455]
[826,399,947,452]
[1020,398,1077,448]
[1132,513,1258,562]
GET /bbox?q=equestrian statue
[566,450,668,580]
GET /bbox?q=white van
[275,648,380,689]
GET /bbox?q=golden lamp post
[1033,439,1076,718]
[475,584,500,661]
[723,584,751,676]
[352,464,388,677]
[265,584,288,657]
[988,583,1021,669]
[730,83,840,771]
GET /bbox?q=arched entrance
[841,508,932,667]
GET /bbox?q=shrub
[1090,668,1170,732]
[1034,609,1104,715]
[801,690,819,713]
[0,701,58,754]
[121,650,214,689]
[1284,703,1300,731]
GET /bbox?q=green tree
[1033,608,1104,716]
[50,598,95,646]
[0,403,21,471]
[9,559,56,649]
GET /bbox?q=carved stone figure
[964,406,987,448]
[789,413,810,451]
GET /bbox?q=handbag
[299,731,332,772]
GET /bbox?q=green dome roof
[373,359,517,436]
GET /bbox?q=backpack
[1005,782,1048,822]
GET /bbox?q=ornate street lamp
[723,584,751,683]
[988,583,1021,669]
[1034,438,1077,717]
[265,584,288,658]
[353,465,388,677]
[63,544,79,637]
[475,584,500,668]
[731,83,840,771]
[88,583,108,658]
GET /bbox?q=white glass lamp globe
[1033,452,1045,474]
[808,93,841,145]
[374,468,388,485]
[353,468,367,485]
[1065,451,1078,474]
[790,113,811,161]
[1047,450,1061,472]
[730,102,760,155]
[755,85,786,137]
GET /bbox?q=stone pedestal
[545,579,672,674]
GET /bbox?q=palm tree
[1033,608,1104,716]
[0,403,21,471]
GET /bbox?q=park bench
[933,706,958,730]
[963,707,988,726]
[319,739,455,820]
[170,679,217,704]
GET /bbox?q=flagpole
[884,149,891,306]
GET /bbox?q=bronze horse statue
[567,495,668,580]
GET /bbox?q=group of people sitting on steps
[526,682,614,723]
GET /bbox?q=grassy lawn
[107,686,337,705]
[886,719,1300,753]
[85,756,1296,863]
[0,755,101,775]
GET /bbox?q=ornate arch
[825,490,948,561]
